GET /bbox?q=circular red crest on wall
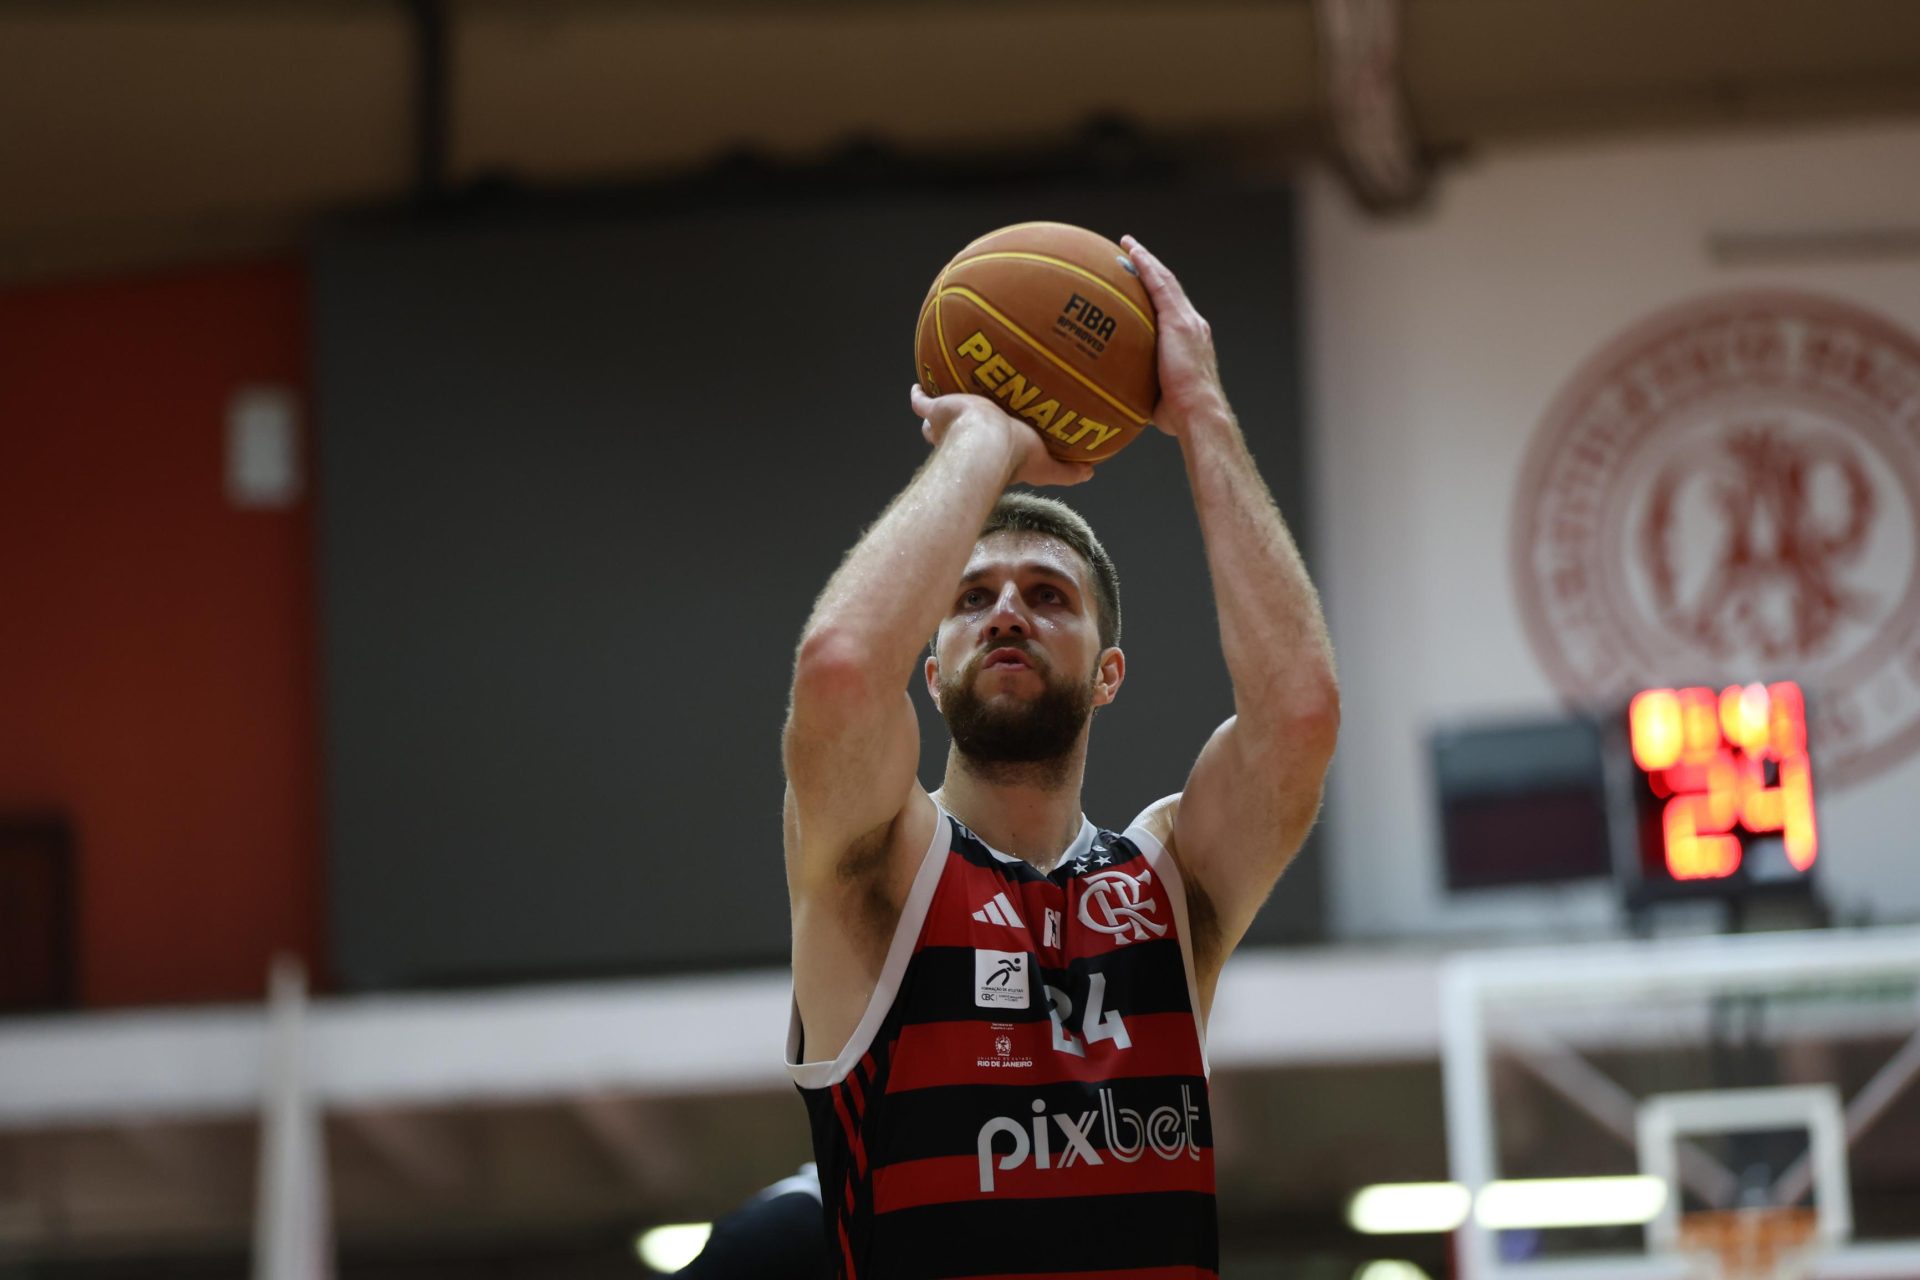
[1513,290,1920,787]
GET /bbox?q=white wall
[1305,121,1920,942]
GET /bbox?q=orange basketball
[915,222,1158,464]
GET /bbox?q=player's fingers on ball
[1143,259,1204,334]
[909,383,937,418]
[1123,235,1183,300]
[1164,302,1209,344]
[1121,237,1160,286]
[1177,311,1213,345]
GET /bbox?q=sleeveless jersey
[787,805,1216,1279]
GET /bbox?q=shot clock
[1429,680,1823,921]
[1620,681,1819,906]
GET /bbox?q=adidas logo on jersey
[971,891,1026,930]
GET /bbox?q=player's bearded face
[937,640,1097,764]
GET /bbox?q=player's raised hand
[1122,234,1229,438]
[910,385,1095,488]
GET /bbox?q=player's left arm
[1122,235,1340,993]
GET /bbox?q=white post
[253,954,333,1280]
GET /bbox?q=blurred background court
[2,1,1920,1277]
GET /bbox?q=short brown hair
[979,493,1122,650]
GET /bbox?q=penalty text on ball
[949,331,1124,455]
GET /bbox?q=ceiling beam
[1315,0,1430,211]
[341,1108,467,1194]
[568,1092,683,1192]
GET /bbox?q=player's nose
[983,583,1029,637]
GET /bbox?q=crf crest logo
[1077,867,1168,942]
[1642,425,1878,663]
[1514,290,1920,787]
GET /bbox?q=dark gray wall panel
[315,182,1320,989]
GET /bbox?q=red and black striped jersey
[787,804,1216,1279]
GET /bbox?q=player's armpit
[1168,711,1336,966]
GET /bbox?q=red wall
[0,260,322,1007]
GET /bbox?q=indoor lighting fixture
[1353,1261,1432,1280]
[635,1222,713,1273]
[1348,1182,1472,1233]
[1475,1176,1666,1229]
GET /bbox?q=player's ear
[924,653,942,709]
[1092,646,1125,708]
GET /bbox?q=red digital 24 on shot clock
[1625,681,1818,898]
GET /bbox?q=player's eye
[959,589,987,609]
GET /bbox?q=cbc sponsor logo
[1077,867,1168,943]
[974,949,1030,1009]
[975,1085,1202,1193]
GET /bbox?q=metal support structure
[1775,1027,1920,1207]
[570,1091,685,1192]
[343,1108,466,1195]
[1313,0,1429,212]
[253,956,333,1280]
[1505,1027,1741,1209]
[407,0,450,205]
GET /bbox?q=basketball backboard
[1443,928,1920,1280]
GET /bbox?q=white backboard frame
[1443,927,1920,1280]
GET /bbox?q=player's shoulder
[1114,792,1182,848]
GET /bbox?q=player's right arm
[784,389,1089,1051]
[784,388,1089,886]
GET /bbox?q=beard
[938,641,1096,786]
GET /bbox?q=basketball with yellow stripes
[915,222,1158,463]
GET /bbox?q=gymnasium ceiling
[3,0,1920,285]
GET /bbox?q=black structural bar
[408,0,450,204]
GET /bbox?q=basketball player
[783,236,1338,1277]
